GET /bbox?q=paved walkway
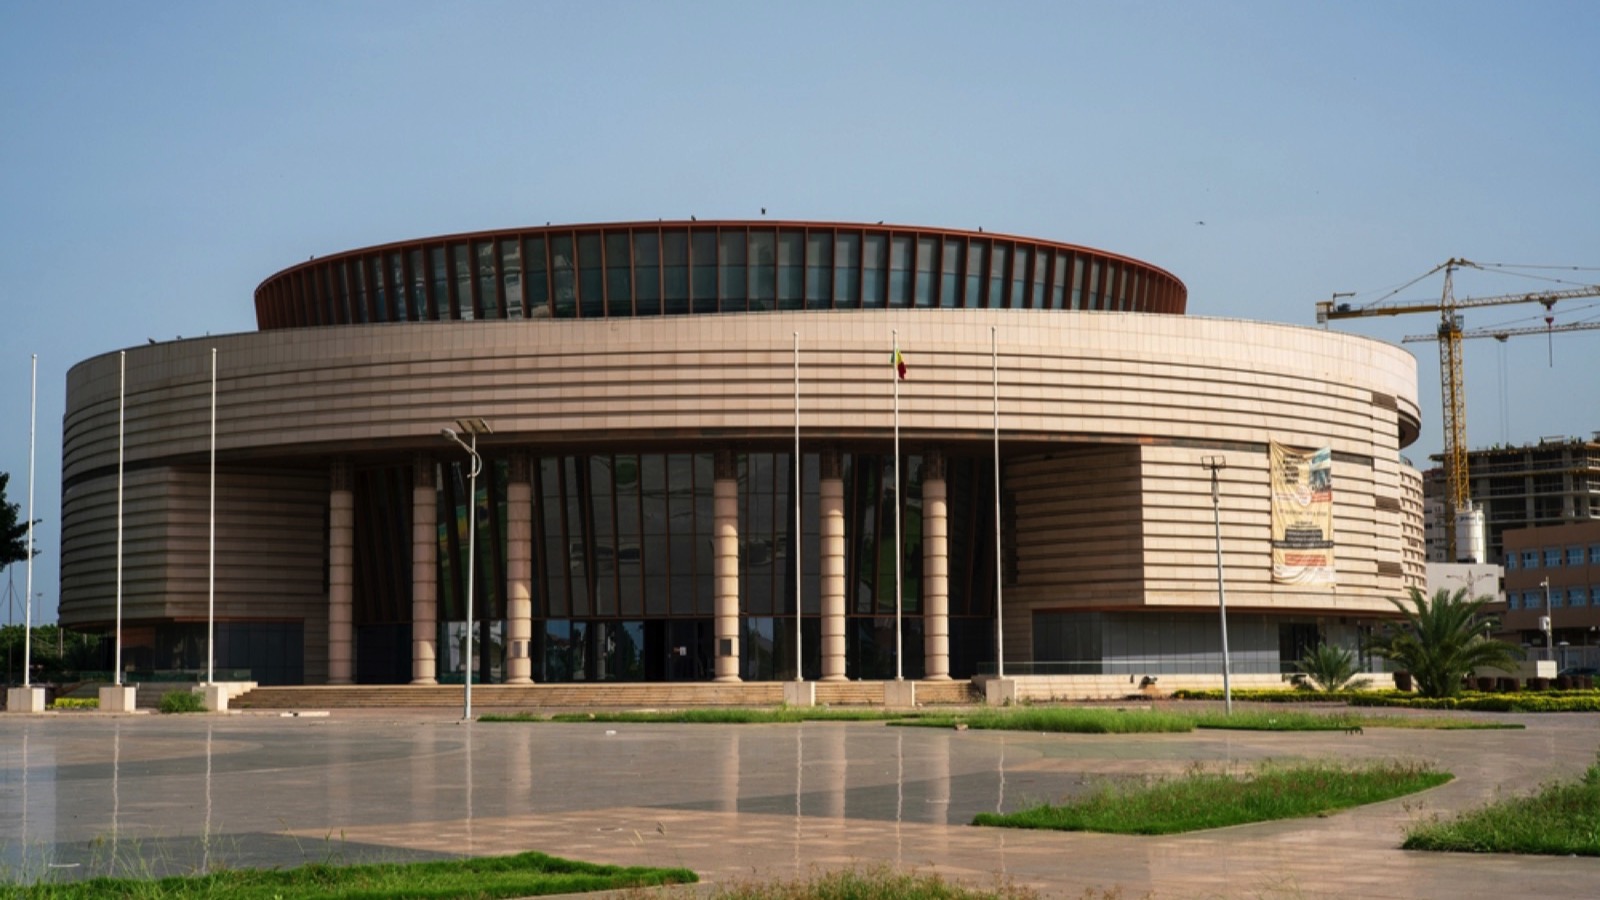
[1,705,1595,897]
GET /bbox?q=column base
[981,677,1017,706]
[98,685,138,712]
[783,682,816,707]
[411,677,438,686]
[6,687,46,713]
[200,683,230,712]
[883,680,918,708]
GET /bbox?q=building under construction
[1423,435,1600,564]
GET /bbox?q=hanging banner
[1270,441,1335,585]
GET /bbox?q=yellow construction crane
[1403,318,1600,345]
[1316,258,1600,561]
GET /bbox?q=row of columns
[324,448,953,685]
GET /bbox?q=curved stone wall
[61,309,1419,653]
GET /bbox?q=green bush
[158,690,207,713]
[1369,587,1523,698]
[1295,643,1372,692]
[1349,691,1600,713]
[1170,688,1386,703]
[50,697,99,710]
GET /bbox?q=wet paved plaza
[2,707,1597,897]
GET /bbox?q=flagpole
[992,327,1004,678]
[207,347,216,685]
[115,351,125,685]
[892,330,902,682]
[23,355,36,687]
[793,331,803,683]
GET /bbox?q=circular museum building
[59,221,1425,688]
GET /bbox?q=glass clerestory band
[255,221,1186,328]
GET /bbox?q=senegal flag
[891,348,907,380]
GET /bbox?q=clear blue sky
[3,1,1598,623]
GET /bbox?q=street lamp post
[1540,577,1553,662]
[442,418,491,721]
[1200,456,1231,715]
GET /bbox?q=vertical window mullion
[493,240,507,319]
[598,232,610,317]
[911,233,922,307]
[628,228,639,317]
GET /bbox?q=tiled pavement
[3,705,1596,898]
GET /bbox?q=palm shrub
[1369,586,1523,698]
[1295,643,1371,692]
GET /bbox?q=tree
[1,471,38,570]
[1294,642,1371,692]
[1369,586,1524,698]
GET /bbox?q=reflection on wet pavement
[4,711,1598,897]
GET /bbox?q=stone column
[713,449,741,682]
[506,453,534,684]
[819,451,847,681]
[922,450,950,680]
[412,454,439,685]
[327,460,354,685]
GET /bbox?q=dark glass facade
[348,451,996,683]
[255,221,1186,327]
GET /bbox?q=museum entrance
[537,617,714,682]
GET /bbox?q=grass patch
[481,708,921,725]
[50,697,99,710]
[1404,758,1600,855]
[905,707,1514,734]
[1187,709,1519,731]
[11,850,695,899]
[484,705,1519,732]
[973,759,1450,834]
[903,707,1194,734]
[703,865,1040,899]
[157,691,206,714]
[1190,709,1364,731]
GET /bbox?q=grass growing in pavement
[1403,758,1600,855]
[904,707,1194,734]
[7,851,695,900]
[973,760,1451,834]
[699,866,1042,899]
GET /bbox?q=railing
[123,669,255,683]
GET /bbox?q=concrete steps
[234,679,981,710]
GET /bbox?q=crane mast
[1437,264,1469,561]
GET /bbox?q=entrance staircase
[234,679,980,710]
